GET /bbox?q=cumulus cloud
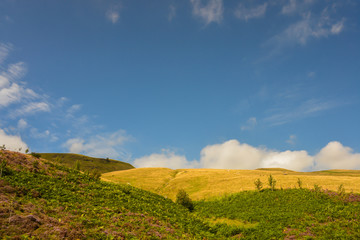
[315,141,360,170]
[63,130,133,160]
[0,129,28,152]
[200,140,264,169]
[134,140,360,172]
[134,149,199,169]
[190,0,223,25]
[234,3,267,21]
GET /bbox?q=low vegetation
[1,149,360,239]
[39,153,134,173]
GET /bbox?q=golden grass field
[102,168,360,200]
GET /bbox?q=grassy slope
[0,150,220,239]
[194,188,360,239]
[102,168,360,200]
[2,150,360,239]
[39,153,134,173]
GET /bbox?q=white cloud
[134,149,199,169]
[12,102,51,117]
[134,140,360,171]
[168,4,176,21]
[190,0,223,25]
[281,0,314,15]
[200,140,264,169]
[241,117,257,131]
[0,43,12,64]
[266,10,346,51]
[234,3,267,21]
[315,141,360,170]
[17,119,28,130]
[282,0,297,15]
[0,83,22,107]
[331,19,345,34]
[0,128,28,152]
[106,9,120,24]
[63,130,133,160]
[261,150,313,171]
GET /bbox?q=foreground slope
[0,150,219,239]
[39,153,134,173]
[103,168,360,200]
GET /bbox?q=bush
[268,174,276,191]
[176,189,194,211]
[30,152,41,159]
[297,178,303,189]
[254,178,263,191]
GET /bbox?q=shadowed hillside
[39,153,134,173]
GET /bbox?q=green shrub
[30,152,41,159]
[297,178,303,189]
[176,189,194,211]
[268,174,276,191]
[254,178,263,191]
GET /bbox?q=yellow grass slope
[102,168,360,201]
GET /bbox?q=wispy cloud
[265,9,346,52]
[234,3,267,21]
[168,4,176,21]
[106,4,121,24]
[241,117,257,131]
[286,134,297,145]
[281,0,315,15]
[190,0,223,25]
[264,98,343,126]
[0,43,12,64]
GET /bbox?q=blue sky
[1,0,360,171]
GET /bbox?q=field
[102,167,360,200]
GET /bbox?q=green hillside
[39,153,134,173]
[0,150,222,239]
[2,149,360,239]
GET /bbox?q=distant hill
[102,167,360,200]
[39,153,134,173]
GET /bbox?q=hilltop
[39,153,134,173]
[102,167,360,200]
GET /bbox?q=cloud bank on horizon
[133,140,360,172]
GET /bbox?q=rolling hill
[2,149,360,239]
[39,153,134,173]
[102,167,360,200]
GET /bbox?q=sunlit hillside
[102,167,360,200]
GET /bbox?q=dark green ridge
[39,153,134,173]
